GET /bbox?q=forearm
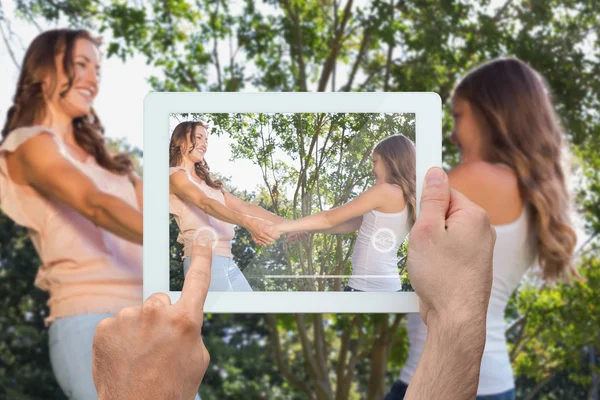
[244,203,285,224]
[93,193,144,244]
[201,198,251,228]
[132,178,143,211]
[277,212,333,234]
[320,216,362,234]
[405,313,486,400]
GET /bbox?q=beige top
[0,126,143,325]
[169,167,235,258]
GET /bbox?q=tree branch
[492,0,514,23]
[313,314,333,397]
[267,315,314,399]
[317,0,354,92]
[343,31,371,91]
[383,0,394,92]
[296,314,331,399]
[0,19,19,69]
[335,316,361,400]
[210,4,223,91]
[524,371,557,400]
[281,0,308,91]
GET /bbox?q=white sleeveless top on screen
[347,208,410,291]
[400,205,537,395]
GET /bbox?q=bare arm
[16,133,143,244]
[404,314,486,400]
[170,171,254,226]
[223,191,285,224]
[129,172,143,211]
[170,171,276,244]
[404,167,494,400]
[319,216,363,234]
[273,185,387,234]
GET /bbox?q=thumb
[415,167,450,234]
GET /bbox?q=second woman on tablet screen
[267,134,416,291]
[169,120,305,291]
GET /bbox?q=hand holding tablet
[94,166,496,400]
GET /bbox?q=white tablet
[144,93,441,313]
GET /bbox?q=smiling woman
[0,29,145,399]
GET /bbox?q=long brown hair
[1,28,132,174]
[169,121,224,191]
[373,135,416,227]
[453,57,577,282]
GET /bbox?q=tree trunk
[367,318,390,400]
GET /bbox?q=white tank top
[399,205,537,395]
[347,208,410,291]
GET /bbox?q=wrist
[275,222,289,234]
[426,308,487,358]
[240,214,253,227]
[408,309,486,400]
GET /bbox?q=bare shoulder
[168,169,191,193]
[372,183,406,213]
[15,130,62,161]
[7,131,62,184]
[448,161,522,225]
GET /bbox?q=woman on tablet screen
[386,58,578,400]
[0,29,144,399]
[268,134,416,292]
[169,120,306,291]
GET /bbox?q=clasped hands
[244,216,307,246]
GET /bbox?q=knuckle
[116,306,139,321]
[94,317,115,337]
[421,190,447,205]
[142,298,165,316]
[150,292,171,305]
[411,220,436,243]
[470,204,489,222]
[172,310,200,335]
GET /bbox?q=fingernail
[426,167,445,186]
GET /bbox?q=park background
[0,0,598,399]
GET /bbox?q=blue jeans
[384,380,515,400]
[49,313,202,400]
[184,255,252,291]
[49,313,114,399]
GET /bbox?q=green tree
[5,0,600,398]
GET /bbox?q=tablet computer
[144,92,441,313]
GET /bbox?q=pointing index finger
[178,235,212,322]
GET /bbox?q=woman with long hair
[268,134,416,291]
[386,58,578,399]
[169,120,305,291]
[0,29,144,398]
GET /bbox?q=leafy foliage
[2,0,599,398]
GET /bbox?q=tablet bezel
[144,92,441,313]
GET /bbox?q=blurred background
[0,0,598,399]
